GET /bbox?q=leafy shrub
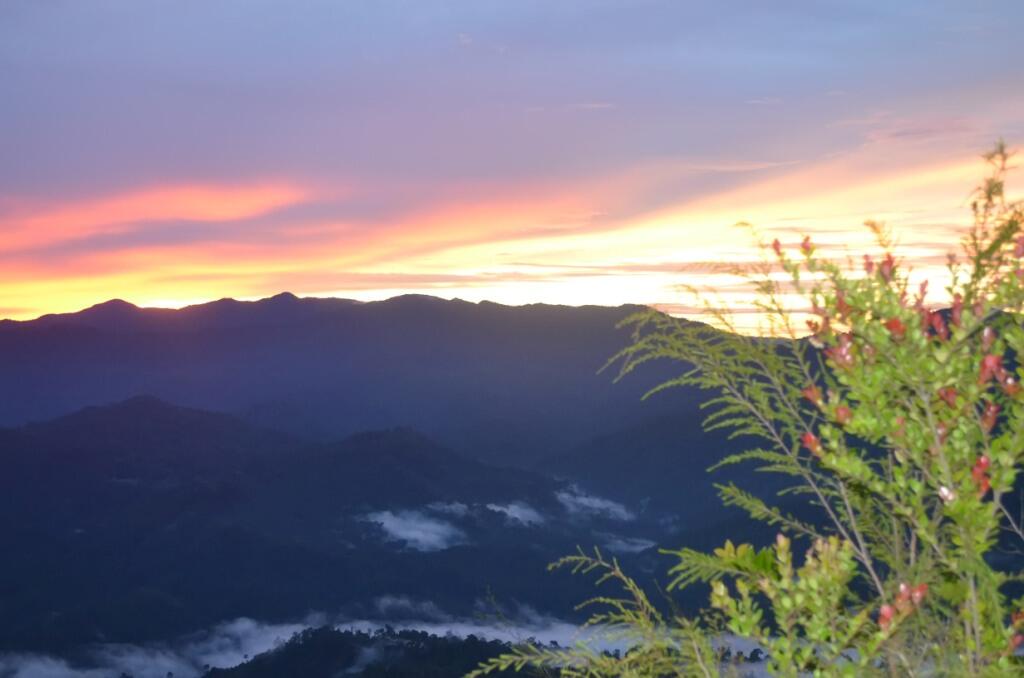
[470,143,1024,676]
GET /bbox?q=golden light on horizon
[0,144,1014,335]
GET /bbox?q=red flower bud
[981,402,1000,432]
[980,354,1003,384]
[835,405,852,426]
[880,253,895,282]
[885,317,906,340]
[911,583,928,606]
[772,238,782,257]
[951,293,963,328]
[802,384,822,406]
[802,431,822,457]
[878,604,895,630]
[863,255,875,275]
[801,235,813,255]
[824,333,855,369]
[973,456,992,497]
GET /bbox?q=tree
[469,143,1024,676]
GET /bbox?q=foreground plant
[469,143,1024,676]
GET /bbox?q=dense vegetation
[473,146,1024,675]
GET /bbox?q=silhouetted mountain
[0,398,640,653]
[0,294,694,467]
[205,627,524,678]
[0,296,865,671]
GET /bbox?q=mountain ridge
[0,293,690,467]
[1,292,653,331]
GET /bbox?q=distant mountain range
[0,399,780,659]
[0,294,701,467]
[0,294,819,671]
[5,395,750,655]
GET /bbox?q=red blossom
[972,455,992,498]
[894,581,927,613]
[802,431,822,457]
[825,333,855,369]
[951,294,963,327]
[863,255,875,275]
[802,384,822,406]
[929,312,949,341]
[895,590,913,614]
[981,401,1000,432]
[801,235,813,255]
[772,238,782,257]
[885,317,906,340]
[835,405,852,426]
[979,354,1003,384]
[878,604,895,631]
[879,253,895,282]
[917,308,930,337]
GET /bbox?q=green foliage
[470,144,1024,676]
[466,547,721,677]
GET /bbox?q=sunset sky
[2,1,1023,330]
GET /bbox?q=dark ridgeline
[203,627,526,678]
[0,294,699,467]
[0,294,808,669]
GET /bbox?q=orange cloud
[0,183,309,252]
[0,142,1012,334]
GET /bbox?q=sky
[2,1,1023,331]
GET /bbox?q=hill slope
[0,398,648,653]
[0,294,695,466]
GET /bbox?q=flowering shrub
[470,144,1024,676]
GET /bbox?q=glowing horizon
[2,2,1022,332]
